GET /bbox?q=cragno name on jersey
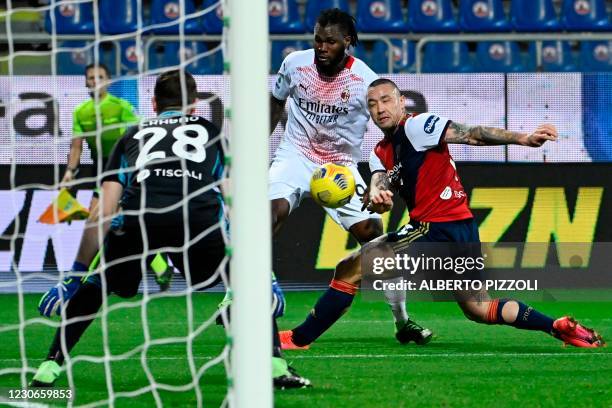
[297,97,349,125]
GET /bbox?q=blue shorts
[385,218,483,271]
[387,218,480,244]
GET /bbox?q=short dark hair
[316,8,358,47]
[369,78,399,92]
[84,63,110,77]
[154,69,198,112]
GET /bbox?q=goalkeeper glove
[38,277,82,317]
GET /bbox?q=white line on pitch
[1,352,610,364]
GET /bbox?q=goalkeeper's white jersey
[272,49,378,166]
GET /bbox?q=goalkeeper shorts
[99,218,226,298]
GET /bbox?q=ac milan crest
[340,88,350,103]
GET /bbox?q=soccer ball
[310,163,356,208]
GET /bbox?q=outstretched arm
[445,122,558,147]
[361,171,394,214]
[270,95,285,134]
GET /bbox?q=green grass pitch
[0,292,610,407]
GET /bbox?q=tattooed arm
[445,122,558,147]
[361,171,394,214]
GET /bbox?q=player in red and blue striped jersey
[283,78,604,349]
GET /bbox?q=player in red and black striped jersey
[284,78,604,349]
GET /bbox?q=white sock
[382,277,408,325]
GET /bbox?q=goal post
[228,0,272,407]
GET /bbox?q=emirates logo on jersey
[340,88,350,103]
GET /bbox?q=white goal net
[0,0,271,406]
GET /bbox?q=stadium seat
[202,0,224,34]
[99,0,138,34]
[304,0,350,32]
[528,41,577,72]
[580,41,612,72]
[150,41,222,75]
[269,0,305,33]
[561,0,611,31]
[45,2,94,34]
[56,41,92,75]
[476,41,527,72]
[118,40,143,75]
[150,0,201,34]
[351,43,370,66]
[408,0,459,33]
[370,40,415,73]
[97,42,120,75]
[147,43,166,72]
[356,0,409,33]
[459,0,511,32]
[422,42,473,73]
[511,0,561,31]
[270,41,309,73]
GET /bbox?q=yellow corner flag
[38,189,90,224]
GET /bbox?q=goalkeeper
[31,69,310,389]
[38,63,168,317]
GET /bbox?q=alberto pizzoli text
[372,279,539,291]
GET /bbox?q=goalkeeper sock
[291,279,357,346]
[488,299,554,333]
[46,283,102,365]
[72,261,88,272]
[382,277,409,326]
[272,318,282,358]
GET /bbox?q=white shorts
[269,146,381,230]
